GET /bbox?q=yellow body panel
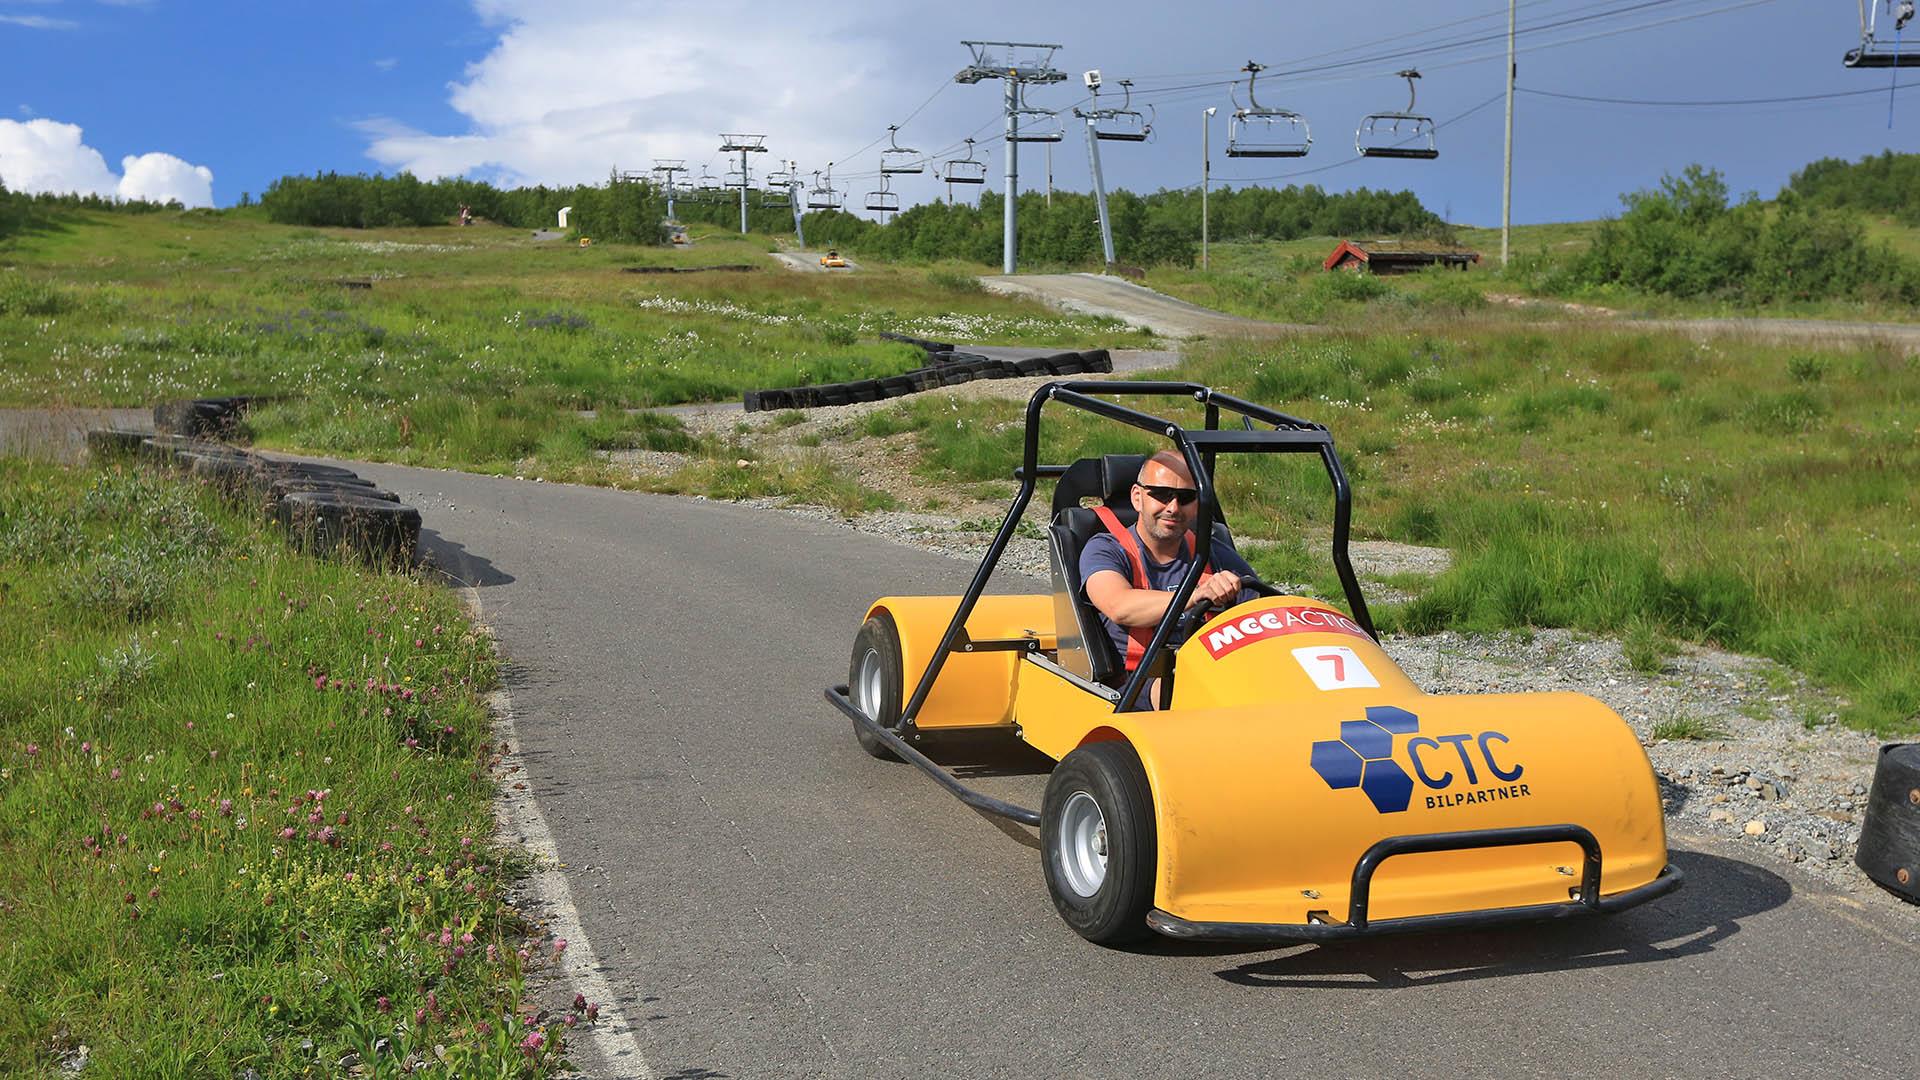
[907,594,1670,928]
[868,595,1054,730]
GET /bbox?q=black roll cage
[903,380,1377,719]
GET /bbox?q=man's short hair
[1137,449,1192,484]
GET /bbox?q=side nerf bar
[1146,824,1684,943]
[825,685,1041,827]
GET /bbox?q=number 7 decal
[1291,645,1379,690]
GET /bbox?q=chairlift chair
[865,175,901,215]
[760,167,793,209]
[1845,0,1919,65]
[1355,70,1439,160]
[942,138,989,185]
[807,169,843,211]
[1226,60,1311,158]
[724,167,750,189]
[1012,85,1066,143]
[694,171,724,203]
[1093,80,1154,143]
[880,126,925,175]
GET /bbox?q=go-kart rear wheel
[1042,741,1156,945]
[848,613,903,761]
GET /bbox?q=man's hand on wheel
[1186,570,1243,611]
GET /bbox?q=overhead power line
[1520,81,1917,106]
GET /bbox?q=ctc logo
[1407,732,1523,789]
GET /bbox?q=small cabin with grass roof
[1324,240,1480,274]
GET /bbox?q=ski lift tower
[717,133,770,234]
[651,159,687,220]
[955,40,1067,275]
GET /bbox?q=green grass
[0,209,1144,479]
[0,458,587,1076]
[1650,713,1729,741]
[859,327,1919,734]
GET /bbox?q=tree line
[0,181,180,241]
[1785,150,1920,226]
[251,170,1441,267]
[1568,164,1919,306]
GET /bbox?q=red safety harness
[1091,505,1213,672]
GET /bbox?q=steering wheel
[1172,573,1279,642]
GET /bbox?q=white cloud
[373,56,398,71]
[0,14,80,29]
[0,118,214,206]
[359,0,905,188]
[118,151,214,206]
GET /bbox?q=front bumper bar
[1147,825,1683,943]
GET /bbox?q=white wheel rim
[854,648,885,721]
[1057,791,1108,898]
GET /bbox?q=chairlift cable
[1518,80,1915,106]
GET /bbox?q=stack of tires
[108,432,422,567]
[742,347,1114,413]
[152,396,266,438]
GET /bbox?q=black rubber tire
[1013,357,1054,377]
[153,399,226,436]
[743,388,788,412]
[138,434,230,465]
[878,375,918,398]
[1856,742,1920,902]
[817,384,853,407]
[269,478,394,502]
[1079,348,1114,374]
[1048,355,1087,376]
[847,613,905,761]
[938,367,975,387]
[276,490,421,566]
[86,429,150,461]
[1041,740,1157,945]
[252,460,361,482]
[848,379,883,403]
[905,369,940,392]
[181,451,259,496]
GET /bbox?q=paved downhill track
[319,457,1919,1080]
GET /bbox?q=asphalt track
[323,457,1920,1080]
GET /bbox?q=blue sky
[2,0,1914,226]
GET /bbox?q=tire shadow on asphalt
[1172,848,1785,985]
[418,526,516,588]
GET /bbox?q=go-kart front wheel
[848,613,903,761]
[1042,740,1156,945]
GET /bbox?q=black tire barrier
[139,434,237,466]
[154,396,261,438]
[86,429,150,461]
[1856,743,1920,903]
[251,459,363,483]
[277,490,421,567]
[741,344,1120,411]
[879,331,958,354]
[621,264,756,275]
[182,452,261,498]
[264,475,385,502]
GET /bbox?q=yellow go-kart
[826,381,1680,946]
[819,249,848,268]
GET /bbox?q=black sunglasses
[1137,483,1199,506]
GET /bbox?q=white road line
[467,588,657,1080]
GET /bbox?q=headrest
[1049,454,1147,517]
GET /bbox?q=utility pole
[956,41,1066,276]
[1501,0,1516,267]
[1081,117,1114,266]
[651,159,685,221]
[786,160,805,248]
[1045,142,1053,207]
[1202,107,1215,272]
[718,134,768,235]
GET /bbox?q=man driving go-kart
[1080,450,1258,706]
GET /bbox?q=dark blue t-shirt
[1079,528,1258,663]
